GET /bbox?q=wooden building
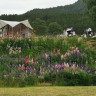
[0,19,33,38]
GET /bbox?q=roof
[0,19,33,29]
[87,28,92,32]
[66,28,73,32]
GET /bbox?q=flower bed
[0,36,96,87]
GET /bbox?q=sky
[0,0,78,15]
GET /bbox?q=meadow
[0,86,96,96]
[0,36,96,87]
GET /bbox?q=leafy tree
[31,18,48,35]
[90,6,96,23]
[48,22,63,35]
[86,0,96,24]
[87,0,96,9]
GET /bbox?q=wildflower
[40,66,42,74]
[71,64,75,70]
[45,53,49,59]
[26,59,30,64]
[18,64,21,70]
[31,58,34,63]
[61,55,64,60]
[55,62,58,69]
[21,64,25,71]
[53,49,55,54]
[86,61,88,65]
[0,40,4,43]
[95,61,96,65]
[94,71,96,74]
[64,63,69,68]
[57,49,61,55]
[17,31,18,35]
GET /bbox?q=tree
[86,0,96,24]
[32,18,48,35]
[87,0,96,9]
[48,22,63,35]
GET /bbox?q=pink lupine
[21,64,25,71]
[76,64,79,68]
[17,31,18,35]
[18,64,21,70]
[45,53,48,59]
[61,55,64,60]
[56,69,59,73]
[64,63,69,68]
[71,64,75,70]
[31,58,34,63]
[53,49,55,54]
[95,71,96,74]
[26,59,30,65]
[57,49,61,55]
[95,61,96,65]
[0,40,4,43]
[26,70,27,74]
[76,48,78,51]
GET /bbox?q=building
[0,19,33,38]
[84,28,94,37]
[65,27,75,37]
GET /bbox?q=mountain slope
[26,0,87,14]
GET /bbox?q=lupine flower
[55,62,58,69]
[26,59,30,65]
[45,53,49,59]
[0,40,4,43]
[18,64,21,70]
[31,58,34,63]
[94,71,96,74]
[71,64,75,70]
[40,66,42,73]
[57,49,61,55]
[17,31,18,35]
[64,63,69,68]
[53,49,55,54]
[21,64,25,71]
[95,61,96,65]
[61,55,64,60]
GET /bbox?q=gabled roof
[0,19,33,29]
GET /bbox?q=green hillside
[26,0,87,14]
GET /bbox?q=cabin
[65,27,75,37]
[0,19,33,38]
[84,28,94,37]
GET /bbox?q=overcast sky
[0,0,78,15]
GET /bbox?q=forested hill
[26,0,87,14]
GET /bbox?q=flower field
[0,36,96,87]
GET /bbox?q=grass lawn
[0,86,96,96]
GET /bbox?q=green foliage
[86,0,96,25]
[90,6,96,24]
[87,0,96,9]
[48,22,63,35]
[32,18,48,35]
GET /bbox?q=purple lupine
[84,49,86,53]
[32,63,35,68]
[81,49,83,53]
[43,55,46,60]
[9,64,11,73]
[54,62,58,69]
[48,60,50,65]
